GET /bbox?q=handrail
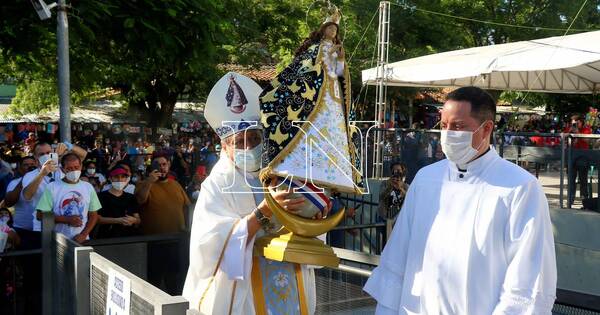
[85,232,188,246]
[333,247,380,266]
[567,133,600,139]
[332,223,386,230]
[336,264,372,277]
[0,248,42,258]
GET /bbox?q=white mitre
[205,72,262,139]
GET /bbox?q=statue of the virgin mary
[259,7,362,209]
[257,7,362,267]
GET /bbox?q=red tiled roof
[414,88,453,103]
[221,64,277,82]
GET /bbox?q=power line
[391,1,597,33]
[348,6,379,63]
[516,0,590,105]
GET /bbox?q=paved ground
[522,163,599,209]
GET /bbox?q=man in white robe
[183,72,318,314]
[364,86,557,314]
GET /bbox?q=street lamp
[30,0,72,143]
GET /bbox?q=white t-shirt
[21,168,64,232]
[7,178,30,230]
[36,180,101,239]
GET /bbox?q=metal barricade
[53,233,94,315]
[86,232,189,294]
[316,247,600,315]
[89,252,188,315]
[565,134,600,210]
[316,248,378,314]
[368,128,600,210]
[330,179,388,255]
[367,128,442,181]
[0,248,42,314]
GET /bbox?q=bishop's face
[224,129,263,160]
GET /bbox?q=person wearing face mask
[3,157,38,246]
[564,115,592,205]
[0,207,20,251]
[101,160,136,194]
[364,87,556,315]
[135,154,190,235]
[20,141,87,247]
[134,154,190,293]
[183,72,320,314]
[377,162,408,221]
[83,160,106,191]
[96,166,140,238]
[35,153,100,244]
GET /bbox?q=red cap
[109,168,129,177]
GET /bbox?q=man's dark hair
[390,161,405,172]
[151,153,169,162]
[83,159,97,168]
[446,86,496,123]
[61,152,81,165]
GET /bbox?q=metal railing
[367,128,600,210]
[89,252,188,315]
[320,247,600,315]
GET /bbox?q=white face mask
[38,154,50,166]
[0,216,9,225]
[112,180,129,191]
[131,176,138,183]
[65,170,81,182]
[441,123,487,166]
[233,144,262,172]
[10,163,17,169]
[87,168,96,175]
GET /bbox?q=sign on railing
[89,252,188,315]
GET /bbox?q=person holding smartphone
[378,161,409,220]
[21,141,87,247]
[135,155,190,235]
[134,154,190,293]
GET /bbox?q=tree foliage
[1,0,599,124]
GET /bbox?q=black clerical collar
[457,148,492,173]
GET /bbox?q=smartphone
[49,153,59,164]
[150,160,161,174]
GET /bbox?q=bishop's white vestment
[183,155,317,314]
[364,148,557,314]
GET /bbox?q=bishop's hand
[263,177,305,215]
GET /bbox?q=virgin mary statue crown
[323,6,341,25]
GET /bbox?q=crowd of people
[0,131,223,250]
[0,130,222,310]
[498,113,598,147]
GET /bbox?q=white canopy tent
[362,30,600,93]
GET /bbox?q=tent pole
[373,1,390,178]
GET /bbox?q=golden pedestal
[255,233,340,268]
[256,192,345,268]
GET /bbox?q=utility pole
[373,1,390,178]
[57,0,71,142]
